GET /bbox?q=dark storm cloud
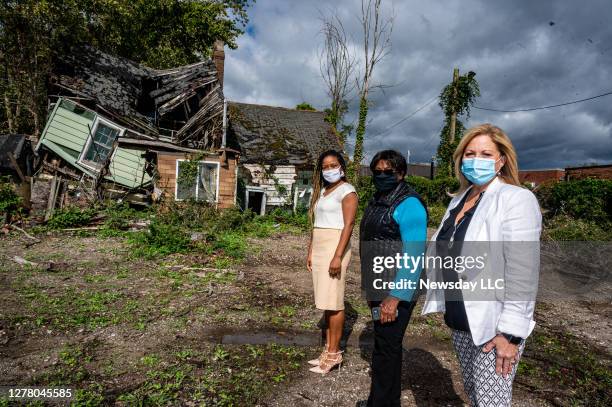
[224,0,612,169]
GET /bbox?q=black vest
[359,181,427,300]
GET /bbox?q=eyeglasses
[372,169,396,176]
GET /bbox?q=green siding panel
[44,129,84,153]
[40,99,150,189]
[106,147,151,188]
[48,121,88,140]
[39,139,95,178]
[41,104,94,153]
[54,107,96,128]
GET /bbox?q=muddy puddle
[202,327,321,346]
[199,326,450,352]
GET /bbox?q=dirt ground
[1,229,610,406]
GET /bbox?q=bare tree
[352,0,394,180]
[319,12,356,147]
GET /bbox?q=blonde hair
[453,123,521,194]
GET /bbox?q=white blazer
[421,177,542,345]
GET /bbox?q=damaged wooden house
[226,102,341,215]
[36,41,238,210]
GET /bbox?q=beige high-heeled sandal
[308,351,343,374]
[308,344,328,366]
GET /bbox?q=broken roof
[227,102,341,166]
[50,46,223,150]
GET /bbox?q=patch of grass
[47,206,96,229]
[33,342,98,386]
[520,327,612,406]
[128,220,192,258]
[16,284,140,330]
[141,354,160,367]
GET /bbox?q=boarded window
[176,161,219,202]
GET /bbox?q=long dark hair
[308,149,348,223]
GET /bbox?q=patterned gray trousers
[451,330,526,407]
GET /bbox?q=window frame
[174,159,220,203]
[78,116,124,171]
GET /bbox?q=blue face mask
[461,157,501,186]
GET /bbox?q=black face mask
[373,173,399,192]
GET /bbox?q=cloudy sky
[223,0,612,169]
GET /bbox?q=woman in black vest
[360,150,427,407]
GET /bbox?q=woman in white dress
[306,150,357,374]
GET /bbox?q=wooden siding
[38,98,150,189]
[156,152,237,208]
[107,147,151,188]
[43,105,94,153]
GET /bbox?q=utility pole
[430,156,436,180]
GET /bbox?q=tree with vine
[436,70,480,177]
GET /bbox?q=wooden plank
[8,153,26,182]
[47,123,90,144]
[45,174,59,221]
[54,107,96,127]
[114,148,144,161]
[44,129,85,153]
[49,117,91,138]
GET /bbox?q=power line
[473,90,612,113]
[376,95,439,136]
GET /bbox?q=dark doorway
[246,190,264,215]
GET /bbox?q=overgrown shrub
[265,207,309,230]
[427,204,447,228]
[406,176,459,206]
[128,219,192,258]
[47,206,96,229]
[0,176,21,221]
[103,201,150,230]
[543,215,611,241]
[536,179,611,223]
[354,175,375,215]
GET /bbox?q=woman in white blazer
[422,123,541,406]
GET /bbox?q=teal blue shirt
[389,197,427,302]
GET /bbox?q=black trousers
[367,300,416,407]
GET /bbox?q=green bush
[131,219,192,257]
[212,231,247,259]
[264,207,309,230]
[0,176,21,219]
[103,201,150,230]
[47,206,96,229]
[427,204,447,227]
[406,175,459,206]
[543,215,611,241]
[355,175,375,215]
[536,179,611,223]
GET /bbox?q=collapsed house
[35,41,237,210]
[32,42,340,215]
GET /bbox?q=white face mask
[322,167,343,183]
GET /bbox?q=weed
[47,206,96,229]
[213,346,229,361]
[141,354,160,367]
